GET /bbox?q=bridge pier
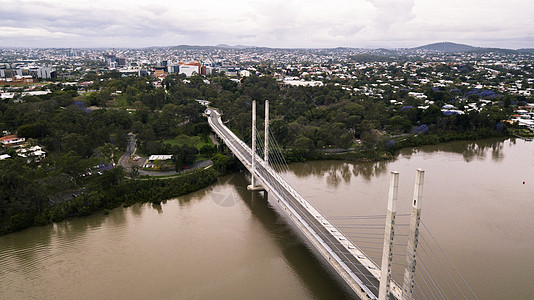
[247,184,265,191]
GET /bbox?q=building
[36,67,56,79]
[16,145,47,162]
[143,155,173,168]
[103,54,126,68]
[154,66,167,77]
[283,78,324,87]
[0,76,35,86]
[168,64,180,74]
[0,135,26,148]
[104,54,117,67]
[239,70,251,77]
[178,62,202,77]
[179,65,198,77]
[201,66,212,75]
[116,57,127,67]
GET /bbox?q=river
[1,138,533,299]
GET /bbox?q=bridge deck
[207,109,403,300]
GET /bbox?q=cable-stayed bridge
[206,101,476,300]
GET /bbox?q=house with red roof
[0,135,26,148]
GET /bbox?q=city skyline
[1,0,533,49]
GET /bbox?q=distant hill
[169,45,218,50]
[215,44,251,49]
[145,43,532,54]
[167,44,253,50]
[414,42,477,53]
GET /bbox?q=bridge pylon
[247,100,265,191]
[402,169,425,299]
[264,100,269,165]
[379,171,399,300]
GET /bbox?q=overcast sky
[1,0,533,49]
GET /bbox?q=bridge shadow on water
[229,171,356,300]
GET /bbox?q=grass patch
[116,94,129,107]
[164,134,214,150]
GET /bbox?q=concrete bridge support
[264,100,269,165]
[248,100,264,191]
[402,169,425,299]
[379,171,399,300]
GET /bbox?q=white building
[408,92,428,99]
[179,65,200,77]
[15,145,46,162]
[0,92,15,100]
[36,67,55,79]
[239,70,251,77]
[143,155,173,168]
[283,79,324,87]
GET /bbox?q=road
[208,109,382,299]
[118,134,137,171]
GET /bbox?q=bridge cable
[394,227,442,300]
[420,221,477,299]
[266,129,297,184]
[254,123,456,298]
[421,221,478,300]
[395,217,442,300]
[417,236,458,299]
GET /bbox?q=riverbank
[0,130,508,236]
[281,130,509,164]
[0,167,219,236]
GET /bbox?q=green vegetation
[0,164,219,235]
[163,134,215,151]
[0,74,215,235]
[0,70,522,235]
[208,75,511,162]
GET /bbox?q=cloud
[0,26,81,39]
[0,0,532,48]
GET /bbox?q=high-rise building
[36,67,56,79]
[116,58,126,67]
[103,54,116,67]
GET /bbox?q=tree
[0,159,47,233]
[93,167,124,189]
[17,121,48,139]
[361,129,383,151]
[63,133,93,158]
[421,105,442,125]
[172,144,197,171]
[56,151,85,186]
[199,144,216,157]
[211,154,228,174]
[293,136,315,152]
[270,119,289,144]
[130,166,140,178]
[388,115,413,134]
[99,143,119,165]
